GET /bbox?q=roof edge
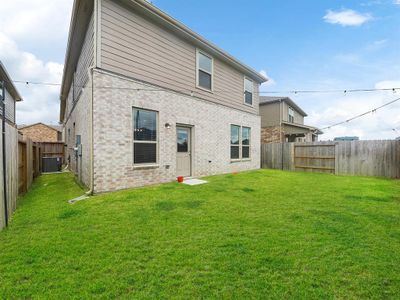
[19,122,62,132]
[259,96,308,117]
[0,61,23,101]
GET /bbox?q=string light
[7,79,400,133]
[8,79,400,95]
[321,96,400,131]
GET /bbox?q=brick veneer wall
[63,85,91,188]
[92,70,261,193]
[20,124,59,142]
[261,126,283,144]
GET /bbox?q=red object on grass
[177,176,184,183]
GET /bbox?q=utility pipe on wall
[1,80,8,227]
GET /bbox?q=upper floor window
[133,108,158,165]
[244,77,253,105]
[197,50,213,91]
[288,107,294,123]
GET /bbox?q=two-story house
[18,123,62,142]
[259,96,322,143]
[0,62,21,126]
[59,0,267,193]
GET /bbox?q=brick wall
[92,70,261,193]
[19,124,59,142]
[63,83,92,188]
[261,126,283,144]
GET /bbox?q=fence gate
[294,144,336,174]
[18,141,27,194]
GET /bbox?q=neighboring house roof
[0,61,23,102]
[18,123,62,132]
[282,121,323,135]
[259,96,308,117]
[60,0,268,121]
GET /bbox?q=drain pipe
[1,80,8,227]
[86,67,95,196]
[280,99,284,170]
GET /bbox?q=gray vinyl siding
[0,88,16,124]
[282,102,304,124]
[64,12,94,121]
[64,85,74,121]
[73,12,94,101]
[100,0,259,115]
[260,102,281,127]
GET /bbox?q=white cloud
[303,80,400,140]
[0,0,72,44]
[394,0,400,5]
[365,39,387,51]
[259,70,276,91]
[0,1,72,125]
[323,9,372,26]
[334,53,362,65]
[0,32,63,125]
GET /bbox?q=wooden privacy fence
[0,123,19,229]
[37,142,64,164]
[261,141,400,178]
[17,135,41,194]
[1,131,64,229]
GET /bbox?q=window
[230,125,240,159]
[288,107,294,123]
[244,77,253,105]
[177,128,189,152]
[230,125,251,160]
[133,108,158,164]
[197,50,213,90]
[242,127,250,158]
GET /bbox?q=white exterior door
[176,126,191,177]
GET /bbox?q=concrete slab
[182,179,208,186]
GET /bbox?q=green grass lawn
[0,170,399,299]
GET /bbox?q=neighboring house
[59,0,267,193]
[0,61,22,229]
[396,137,400,141]
[18,123,62,142]
[334,136,359,141]
[259,96,322,143]
[0,62,21,125]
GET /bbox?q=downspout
[86,67,95,196]
[1,80,8,227]
[280,99,283,170]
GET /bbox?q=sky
[0,0,399,140]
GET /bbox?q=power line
[321,96,400,131]
[9,80,400,95]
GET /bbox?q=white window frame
[243,77,253,106]
[133,107,159,167]
[230,124,251,162]
[288,106,295,123]
[196,49,214,92]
